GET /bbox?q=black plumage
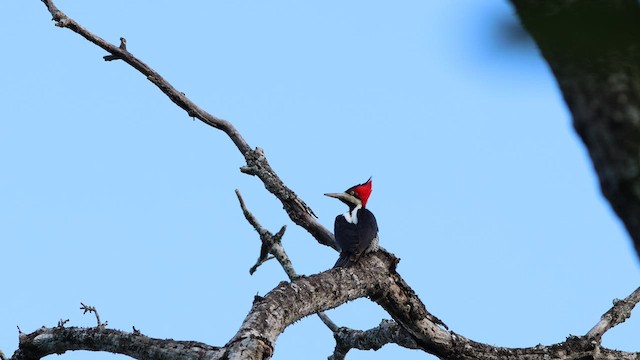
[333,208,378,268]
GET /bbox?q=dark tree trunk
[511,0,640,259]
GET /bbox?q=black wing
[355,208,378,255]
[334,214,357,254]
[333,209,378,267]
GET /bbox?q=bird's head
[324,177,373,209]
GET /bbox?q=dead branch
[10,326,222,360]
[80,303,106,328]
[235,189,297,278]
[39,0,336,250]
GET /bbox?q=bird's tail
[333,253,351,268]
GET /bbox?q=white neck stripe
[343,204,362,224]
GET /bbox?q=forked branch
[80,303,106,328]
[235,189,296,278]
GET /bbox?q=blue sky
[2,1,638,359]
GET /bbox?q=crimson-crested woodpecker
[325,178,379,268]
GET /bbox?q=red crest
[352,178,373,207]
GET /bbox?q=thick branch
[11,327,222,360]
[79,303,106,328]
[224,251,437,359]
[39,0,336,250]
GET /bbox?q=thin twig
[586,286,640,340]
[80,302,107,328]
[249,255,276,275]
[317,312,339,332]
[57,319,69,328]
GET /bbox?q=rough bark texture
[510,0,640,258]
[12,327,222,360]
[329,319,419,360]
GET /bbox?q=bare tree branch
[79,303,106,328]
[103,37,126,61]
[11,327,222,360]
[38,0,336,250]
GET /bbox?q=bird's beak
[324,192,360,205]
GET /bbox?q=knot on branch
[103,37,128,61]
[606,297,635,325]
[242,147,319,218]
[249,225,288,275]
[586,286,640,340]
[54,17,69,28]
[226,334,274,360]
[562,335,597,355]
[48,7,68,28]
[241,148,267,177]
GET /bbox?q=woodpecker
[325,178,379,268]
